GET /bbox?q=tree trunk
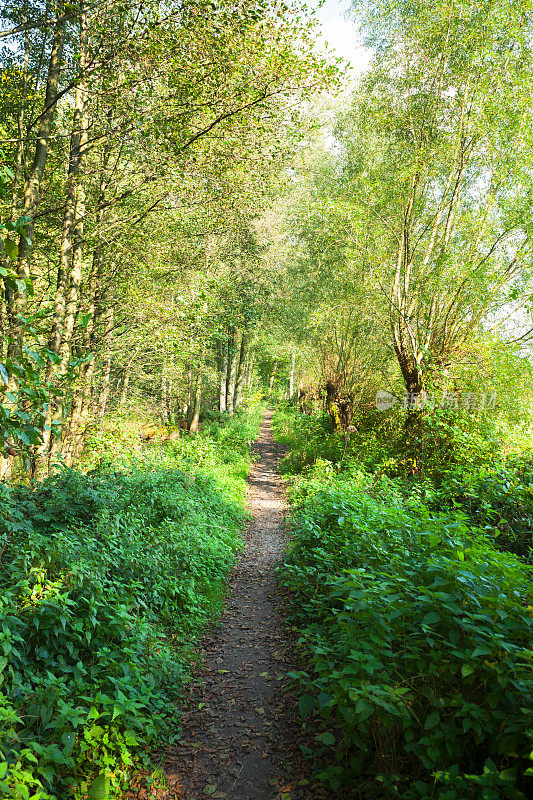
[120,370,130,406]
[63,244,102,463]
[188,372,202,433]
[235,331,249,409]
[226,328,238,416]
[268,362,277,397]
[10,24,29,219]
[15,13,66,326]
[38,7,88,473]
[57,20,88,375]
[183,366,192,421]
[3,10,66,480]
[218,338,228,413]
[391,337,425,410]
[161,371,168,423]
[167,375,174,423]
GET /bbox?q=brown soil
[160,410,333,800]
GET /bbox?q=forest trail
[162,410,327,800]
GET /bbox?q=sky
[309,0,373,77]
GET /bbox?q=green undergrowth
[0,407,262,799]
[274,406,533,800]
[273,404,533,561]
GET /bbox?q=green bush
[278,479,533,799]
[272,407,344,471]
[426,455,533,562]
[274,404,502,480]
[0,411,259,799]
[274,404,533,560]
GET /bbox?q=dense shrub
[274,405,533,560]
[274,407,533,799]
[278,481,533,799]
[273,409,343,474]
[0,411,260,799]
[426,456,533,562]
[273,405,501,480]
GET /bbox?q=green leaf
[462,663,475,677]
[88,773,110,800]
[424,711,440,730]
[299,694,315,717]
[78,313,92,329]
[472,645,493,658]
[4,238,18,260]
[316,731,335,745]
[61,732,76,753]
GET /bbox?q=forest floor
[159,410,332,800]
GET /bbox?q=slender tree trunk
[226,329,238,415]
[161,370,168,423]
[218,338,228,413]
[15,12,66,319]
[167,375,174,423]
[188,372,202,433]
[3,10,66,480]
[225,328,235,406]
[49,7,88,360]
[268,362,277,397]
[235,331,249,409]
[58,19,88,375]
[187,338,206,432]
[38,7,88,473]
[57,88,117,465]
[10,25,28,220]
[184,366,192,420]
[64,244,102,462]
[120,370,130,406]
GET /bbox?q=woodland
[1,0,533,798]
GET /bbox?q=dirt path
[163,410,329,800]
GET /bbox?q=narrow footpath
[163,410,331,800]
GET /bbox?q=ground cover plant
[0,409,261,799]
[274,406,533,799]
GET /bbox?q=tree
[0,0,335,474]
[343,0,533,405]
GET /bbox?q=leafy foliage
[274,403,533,560]
[275,407,533,799]
[0,411,260,798]
[0,166,53,459]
